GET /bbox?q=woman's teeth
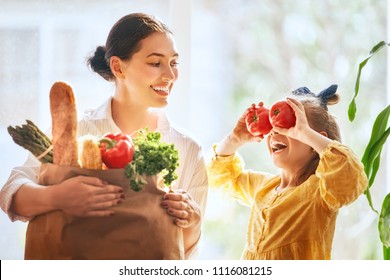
[152,86,169,94]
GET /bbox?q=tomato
[269,100,296,128]
[245,102,273,137]
[99,133,134,169]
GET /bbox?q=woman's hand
[160,189,202,254]
[160,189,201,228]
[50,176,124,217]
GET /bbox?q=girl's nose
[269,129,278,136]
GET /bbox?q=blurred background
[0,0,388,259]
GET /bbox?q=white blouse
[0,97,209,259]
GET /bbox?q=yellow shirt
[207,141,368,260]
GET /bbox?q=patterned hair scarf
[291,84,338,110]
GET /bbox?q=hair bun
[87,46,113,81]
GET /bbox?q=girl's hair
[290,84,341,185]
[87,13,172,81]
[301,98,341,143]
[291,84,341,142]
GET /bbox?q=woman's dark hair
[87,13,172,81]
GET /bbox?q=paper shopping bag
[24,163,184,260]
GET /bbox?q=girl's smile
[267,131,313,172]
[269,140,288,154]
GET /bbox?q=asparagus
[7,120,53,163]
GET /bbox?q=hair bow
[291,84,338,109]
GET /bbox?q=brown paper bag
[24,164,184,260]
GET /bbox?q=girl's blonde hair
[300,97,341,142]
[291,84,341,142]
[289,84,341,185]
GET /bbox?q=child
[207,85,367,260]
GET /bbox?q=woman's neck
[111,94,158,136]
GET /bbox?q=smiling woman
[109,32,179,116]
[0,12,208,260]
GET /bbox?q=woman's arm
[11,176,125,218]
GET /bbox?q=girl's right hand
[215,105,264,156]
[50,176,124,217]
[231,105,264,144]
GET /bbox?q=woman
[0,13,208,259]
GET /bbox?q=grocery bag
[24,163,184,260]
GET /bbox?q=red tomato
[245,102,273,137]
[269,100,296,128]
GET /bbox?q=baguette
[50,81,79,167]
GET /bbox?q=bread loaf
[50,81,79,167]
[80,137,103,170]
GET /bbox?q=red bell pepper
[99,133,134,169]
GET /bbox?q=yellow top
[207,141,368,260]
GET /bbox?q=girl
[0,13,208,259]
[208,85,367,259]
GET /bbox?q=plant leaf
[361,105,390,179]
[368,155,381,188]
[360,107,390,214]
[363,155,380,214]
[348,41,389,122]
[363,127,390,183]
[378,193,390,250]
[383,246,390,260]
[364,186,378,214]
[348,99,357,122]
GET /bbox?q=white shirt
[0,97,208,259]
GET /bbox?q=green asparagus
[7,120,53,163]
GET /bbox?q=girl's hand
[272,97,311,142]
[232,105,264,144]
[50,176,124,217]
[273,97,333,153]
[160,189,201,229]
[215,105,264,156]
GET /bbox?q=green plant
[348,41,390,259]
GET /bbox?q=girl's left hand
[272,97,310,141]
[160,190,201,228]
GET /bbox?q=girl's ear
[110,56,125,80]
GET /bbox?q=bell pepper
[99,133,134,169]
